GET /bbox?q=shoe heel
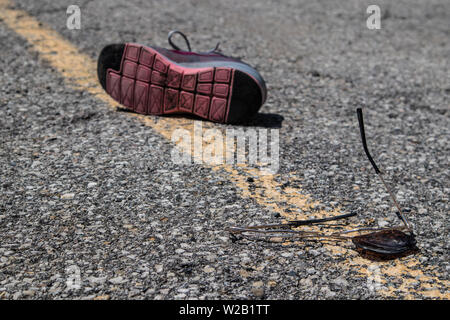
[226,70,263,124]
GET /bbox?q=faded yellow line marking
[0,0,447,299]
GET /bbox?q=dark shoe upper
[159,31,267,103]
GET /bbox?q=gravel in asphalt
[0,0,448,299]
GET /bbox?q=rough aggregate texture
[0,0,448,299]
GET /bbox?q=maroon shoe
[97,31,267,124]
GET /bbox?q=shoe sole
[97,43,263,124]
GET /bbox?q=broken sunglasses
[228,108,418,260]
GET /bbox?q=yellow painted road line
[0,0,448,299]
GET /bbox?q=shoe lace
[167,30,221,54]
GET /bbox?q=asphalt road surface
[0,0,448,299]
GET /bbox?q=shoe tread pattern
[106,44,233,123]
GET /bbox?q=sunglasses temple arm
[377,174,411,231]
[227,227,350,240]
[356,108,411,231]
[287,212,356,227]
[229,212,357,231]
[357,108,380,174]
